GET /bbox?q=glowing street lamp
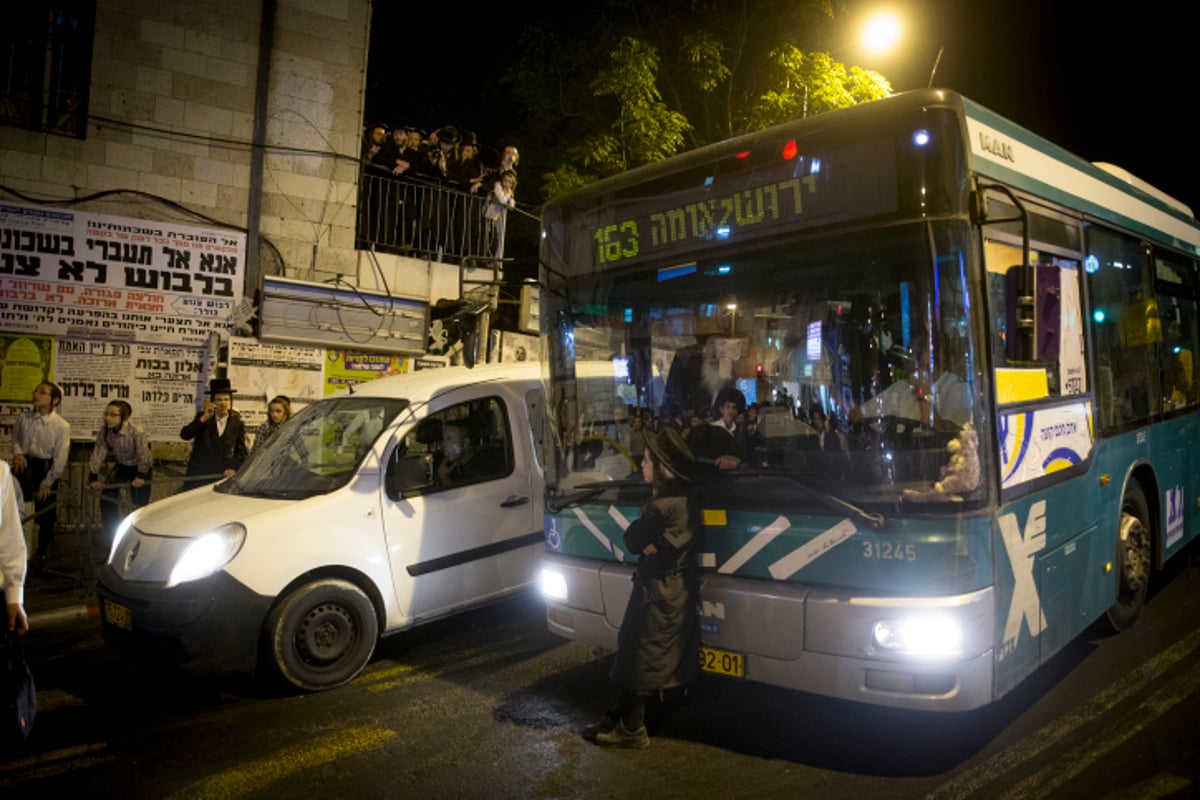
[860,11,944,88]
[863,13,900,53]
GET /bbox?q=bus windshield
[222,397,409,499]
[545,219,989,511]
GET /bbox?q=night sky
[366,1,1199,218]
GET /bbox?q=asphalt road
[4,552,1200,799]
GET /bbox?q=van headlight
[166,523,247,588]
[541,567,568,601]
[872,615,962,659]
[108,515,136,564]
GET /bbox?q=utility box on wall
[260,276,429,354]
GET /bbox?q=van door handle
[501,495,530,508]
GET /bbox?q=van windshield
[221,397,409,499]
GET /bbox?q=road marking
[165,724,397,800]
[997,666,1200,799]
[926,626,1200,800]
[0,744,114,786]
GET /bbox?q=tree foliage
[505,0,892,201]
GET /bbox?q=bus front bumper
[541,555,995,713]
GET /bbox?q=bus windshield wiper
[546,479,646,512]
[717,468,887,531]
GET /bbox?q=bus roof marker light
[782,139,798,160]
[912,129,931,147]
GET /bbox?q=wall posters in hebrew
[0,201,246,347]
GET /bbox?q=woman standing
[254,395,292,453]
[88,401,152,547]
[586,427,701,749]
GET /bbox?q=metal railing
[21,459,214,597]
[356,169,506,263]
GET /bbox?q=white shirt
[0,462,27,605]
[12,408,71,486]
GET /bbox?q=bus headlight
[872,616,962,659]
[166,523,247,588]
[541,567,568,601]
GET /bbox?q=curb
[27,604,99,628]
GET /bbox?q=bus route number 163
[594,221,639,264]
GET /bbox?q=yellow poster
[323,349,408,395]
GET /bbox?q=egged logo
[998,500,1048,658]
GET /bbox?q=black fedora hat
[643,427,696,482]
[205,377,237,396]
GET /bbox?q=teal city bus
[536,89,1200,711]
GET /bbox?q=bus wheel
[265,578,378,691]
[1105,484,1151,632]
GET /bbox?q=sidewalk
[22,526,103,629]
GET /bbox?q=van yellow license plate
[699,645,744,678]
[104,600,132,630]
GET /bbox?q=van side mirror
[385,453,434,500]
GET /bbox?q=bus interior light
[913,129,931,147]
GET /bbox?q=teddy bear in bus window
[901,423,980,503]
[934,424,980,498]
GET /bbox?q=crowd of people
[360,121,520,258]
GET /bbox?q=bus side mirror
[1006,264,1060,362]
[385,453,434,500]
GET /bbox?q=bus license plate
[699,645,744,678]
[104,600,132,630]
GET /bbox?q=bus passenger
[849,358,970,432]
[585,428,700,749]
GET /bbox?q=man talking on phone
[180,377,248,492]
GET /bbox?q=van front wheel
[265,578,378,691]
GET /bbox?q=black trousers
[20,457,58,559]
[98,464,151,546]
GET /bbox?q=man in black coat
[180,378,248,492]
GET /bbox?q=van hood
[130,484,291,538]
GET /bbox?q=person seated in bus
[688,386,749,470]
[1164,320,1194,407]
[849,350,970,432]
[436,421,503,487]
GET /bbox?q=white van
[97,363,547,691]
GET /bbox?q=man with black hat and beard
[180,377,249,491]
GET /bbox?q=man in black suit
[180,377,248,492]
